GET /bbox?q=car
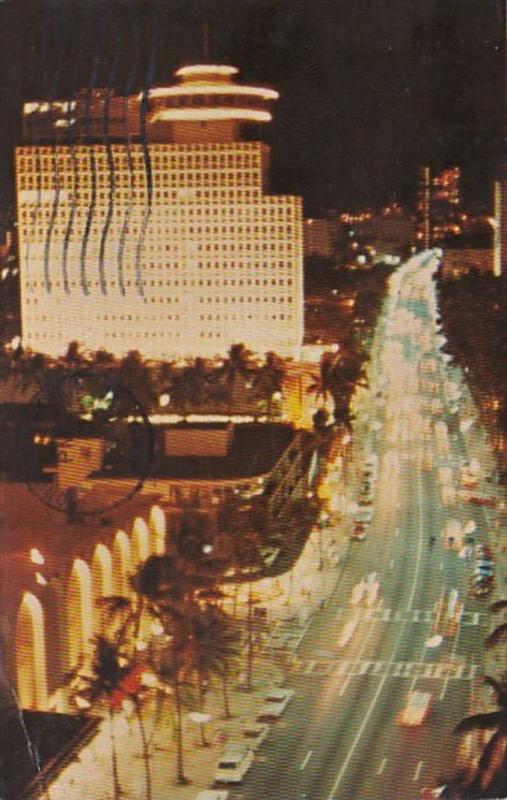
[256,688,295,721]
[358,499,372,509]
[196,792,230,800]
[355,508,373,524]
[420,787,447,799]
[337,616,359,648]
[214,744,254,784]
[471,583,494,598]
[469,496,496,507]
[398,691,432,726]
[475,544,493,557]
[351,531,367,541]
[475,559,494,569]
[239,722,270,751]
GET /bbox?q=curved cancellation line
[61,12,85,296]
[79,17,101,296]
[24,115,43,295]
[117,9,141,297]
[135,4,160,297]
[25,19,51,295]
[97,8,121,296]
[61,101,78,295]
[43,15,68,293]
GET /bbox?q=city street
[230,252,499,800]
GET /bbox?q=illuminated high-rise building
[16,65,303,359]
[416,165,431,247]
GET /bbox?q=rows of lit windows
[26,312,293,329]
[17,142,266,167]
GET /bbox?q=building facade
[16,65,304,360]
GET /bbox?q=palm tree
[253,351,286,419]
[168,368,198,419]
[215,343,253,413]
[230,530,264,690]
[73,636,127,800]
[101,553,222,785]
[14,350,48,393]
[454,674,507,797]
[307,353,338,409]
[115,349,157,414]
[185,357,211,408]
[61,340,88,370]
[186,605,242,723]
[150,632,190,785]
[485,600,507,650]
[91,348,118,372]
[156,359,176,399]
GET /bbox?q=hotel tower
[16,65,303,359]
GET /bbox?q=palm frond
[485,624,507,648]
[490,600,507,613]
[482,675,507,706]
[454,711,502,734]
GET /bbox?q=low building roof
[95,422,296,481]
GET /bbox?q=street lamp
[188,711,212,747]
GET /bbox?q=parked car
[240,723,270,751]
[257,688,295,721]
[196,792,230,800]
[214,744,254,785]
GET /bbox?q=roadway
[231,251,495,800]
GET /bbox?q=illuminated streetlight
[75,696,91,710]
[150,621,164,636]
[30,548,44,565]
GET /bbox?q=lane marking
[406,468,425,611]
[339,675,350,696]
[326,621,408,800]
[413,760,424,781]
[300,750,313,770]
[377,757,387,775]
[439,561,444,571]
[440,604,465,700]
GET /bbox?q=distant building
[439,248,495,279]
[416,166,431,248]
[83,422,316,522]
[351,204,416,253]
[304,218,336,259]
[416,166,462,246]
[16,64,303,360]
[495,174,507,276]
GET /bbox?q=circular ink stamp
[26,369,154,518]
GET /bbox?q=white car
[257,688,295,721]
[196,792,230,800]
[337,616,359,648]
[214,744,254,784]
[240,722,270,751]
[356,508,373,524]
[398,691,432,726]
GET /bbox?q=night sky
[0,0,504,216]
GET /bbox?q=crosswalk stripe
[293,658,479,680]
[331,607,484,625]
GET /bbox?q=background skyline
[0,0,504,217]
